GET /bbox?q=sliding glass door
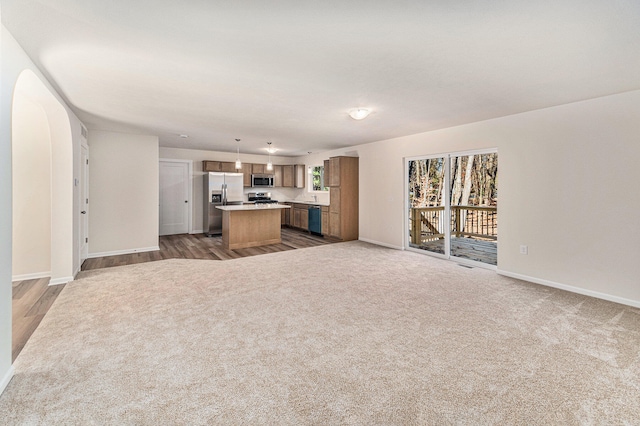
[408,157,447,256]
[407,150,498,267]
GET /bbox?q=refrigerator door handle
[222,183,227,205]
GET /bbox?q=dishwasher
[308,205,322,236]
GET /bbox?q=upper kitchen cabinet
[282,165,294,187]
[295,165,305,188]
[203,161,236,173]
[327,156,359,241]
[241,163,253,186]
[273,165,283,187]
[324,160,330,187]
[252,163,266,174]
[328,157,345,187]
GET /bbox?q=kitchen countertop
[280,199,330,206]
[216,204,291,211]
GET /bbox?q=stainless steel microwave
[251,174,274,188]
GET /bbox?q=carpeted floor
[1,241,639,424]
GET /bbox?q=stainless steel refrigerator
[204,172,244,236]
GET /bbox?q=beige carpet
[2,241,639,424]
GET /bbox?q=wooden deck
[412,237,497,265]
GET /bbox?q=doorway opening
[406,149,498,267]
[11,69,74,360]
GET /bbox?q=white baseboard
[49,276,74,286]
[12,271,51,282]
[191,229,204,234]
[0,366,14,396]
[497,269,640,309]
[87,246,160,259]
[358,238,404,250]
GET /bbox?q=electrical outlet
[519,245,528,255]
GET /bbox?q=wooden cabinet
[293,207,301,228]
[203,161,218,172]
[327,156,358,241]
[288,203,309,231]
[324,160,330,188]
[282,165,294,187]
[328,157,342,187]
[295,164,306,188]
[281,206,290,226]
[241,163,253,186]
[203,161,236,172]
[321,206,329,236]
[220,162,237,172]
[252,163,266,174]
[300,207,309,230]
[273,165,283,187]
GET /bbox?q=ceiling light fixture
[235,138,242,169]
[348,108,371,120]
[266,142,273,171]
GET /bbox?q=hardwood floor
[13,228,332,362]
[12,278,64,362]
[81,227,334,271]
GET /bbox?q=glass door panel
[408,157,446,255]
[449,153,498,265]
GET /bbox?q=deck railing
[410,206,497,245]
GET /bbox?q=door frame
[404,148,498,270]
[159,158,193,235]
[79,142,89,265]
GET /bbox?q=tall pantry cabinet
[327,156,358,241]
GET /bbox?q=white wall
[322,90,640,306]
[1,24,85,393]
[0,17,13,393]
[11,93,51,279]
[88,130,159,256]
[159,147,322,232]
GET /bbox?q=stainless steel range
[247,192,279,204]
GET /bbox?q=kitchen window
[310,166,328,191]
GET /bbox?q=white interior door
[159,160,191,236]
[80,144,89,264]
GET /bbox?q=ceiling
[3,0,639,156]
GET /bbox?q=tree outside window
[311,166,328,191]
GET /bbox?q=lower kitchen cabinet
[321,206,329,235]
[293,208,301,228]
[281,206,290,226]
[300,208,309,230]
[291,204,308,230]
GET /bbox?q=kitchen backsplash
[242,187,330,204]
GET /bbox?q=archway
[12,69,74,285]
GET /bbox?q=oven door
[251,174,274,188]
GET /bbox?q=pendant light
[266,142,273,171]
[234,138,242,169]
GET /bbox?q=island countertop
[215,203,291,211]
[279,199,330,206]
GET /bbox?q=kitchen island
[216,204,291,250]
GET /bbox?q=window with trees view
[311,166,327,191]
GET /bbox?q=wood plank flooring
[81,227,334,271]
[13,228,332,362]
[414,237,497,265]
[12,278,64,362]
